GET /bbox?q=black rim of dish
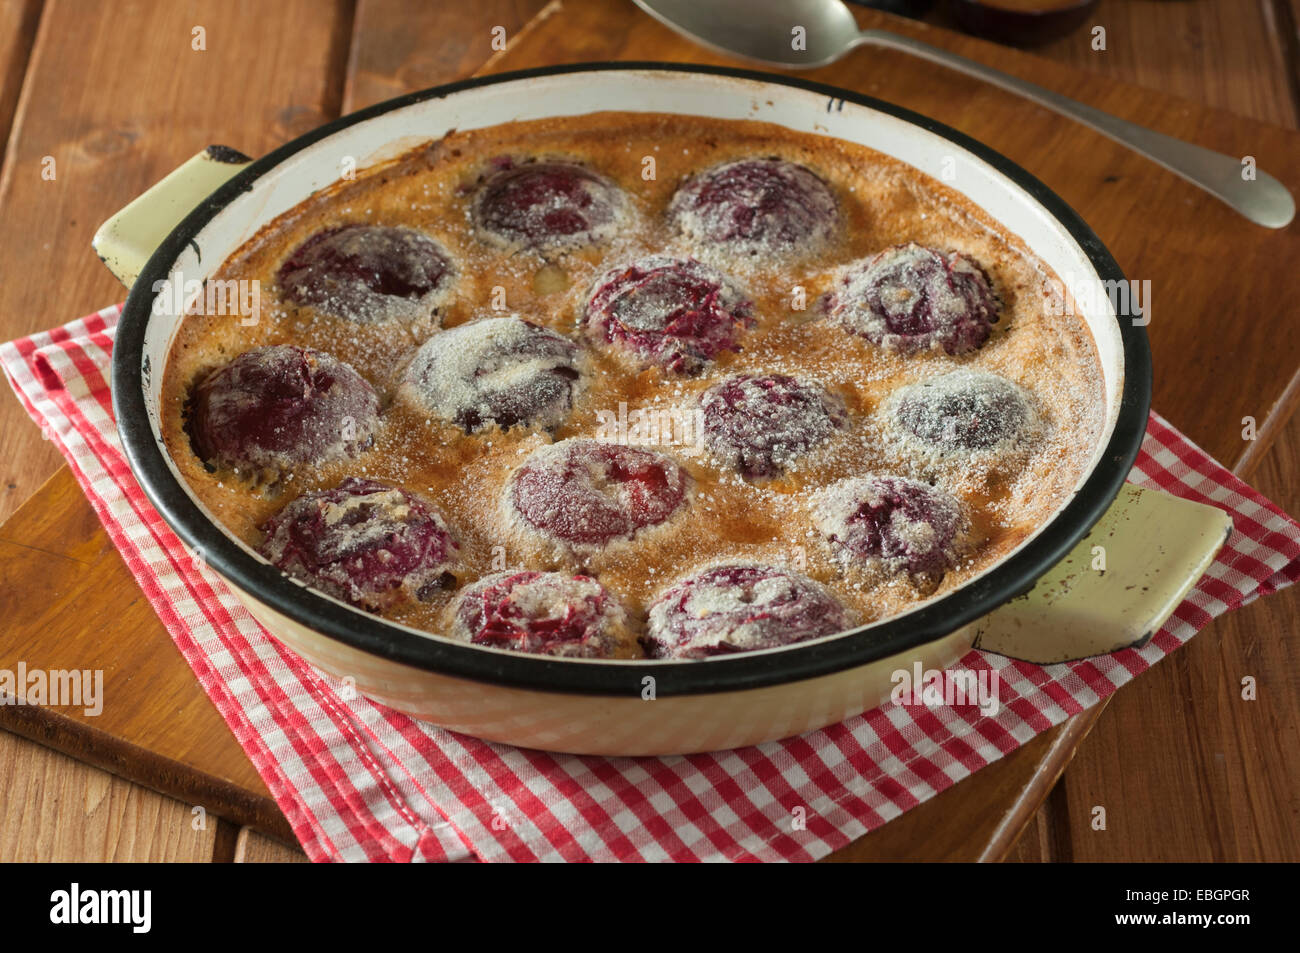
[112,62,1152,698]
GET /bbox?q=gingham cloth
[5,305,1299,862]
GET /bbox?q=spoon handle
[854,29,1294,229]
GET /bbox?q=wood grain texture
[0,0,356,862]
[1280,0,1300,115]
[1026,0,1300,864]
[2,0,1298,863]
[0,0,41,168]
[346,0,549,109]
[0,0,195,868]
[1025,0,1298,128]
[234,827,309,863]
[0,466,293,842]
[1055,406,1300,861]
[0,730,217,861]
[0,0,354,526]
[1004,784,1072,862]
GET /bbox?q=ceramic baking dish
[95,64,1229,755]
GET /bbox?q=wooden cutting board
[2,0,1298,859]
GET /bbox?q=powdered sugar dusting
[259,477,460,612]
[668,157,839,268]
[582,255,754,374]
[645,563,854,659]
[277,224,454,324]
[812,475,974,586]
[503,438,691,559]
[828,242,999,354]
[700,373,848,480]
[187,344,379,483]
[448,569,638,658]
[885,368,1042,460]
[163,112,1109,658]
[398,315,582,433]
[471,158,633,251]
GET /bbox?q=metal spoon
[633,0,1295,228]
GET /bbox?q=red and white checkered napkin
[6,305,1300,862]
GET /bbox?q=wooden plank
[234,827,309,863]
[1030,0,1300,864]
[0,0,356,862]
[0,730,218,861]
[345,0,549,110]
[4,0,1299,862]
[1028,0,1298,128]
[1055,404,1300,861]
[1004,786,1071,862]
[0,0,42,167]
[0,0,354,526]
[0,466,295,843]
[1273,0,1300,121]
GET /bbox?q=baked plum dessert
[812,475,969,581]
[645,564,852,659]
[506,439,689,550]
[582,256,754,375]
[827,243,999,355]
[399,316,582,433]
[472,159,628,250]
[186,345,379,477]
[668,158,838,260]
[277,224,454,323]
[700,373,848,480]
[164,113,1108,663]
[448,570,637,658]
[259,477,460,611]
[890,369,1039,456]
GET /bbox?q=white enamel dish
[97,64,1230,755]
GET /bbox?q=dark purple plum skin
[277,224,453,322]
[824,476,962,577]
[701,374,847,479]
[453,570,622,657]
[402,318,581,434]
[644,564,850,659]
[895,373,1030,452]
[472,160,624,248]
[259,477,459,611]
[187,345,379,474]
[583,257,754,375]
[828,243,999,355]
[668,158,839,253]
[509,441,688,548]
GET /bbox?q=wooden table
[1,0,1297,862]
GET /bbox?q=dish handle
[973,484,1233,664]
[93,145,253,288]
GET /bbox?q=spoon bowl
[633,0,861,69]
